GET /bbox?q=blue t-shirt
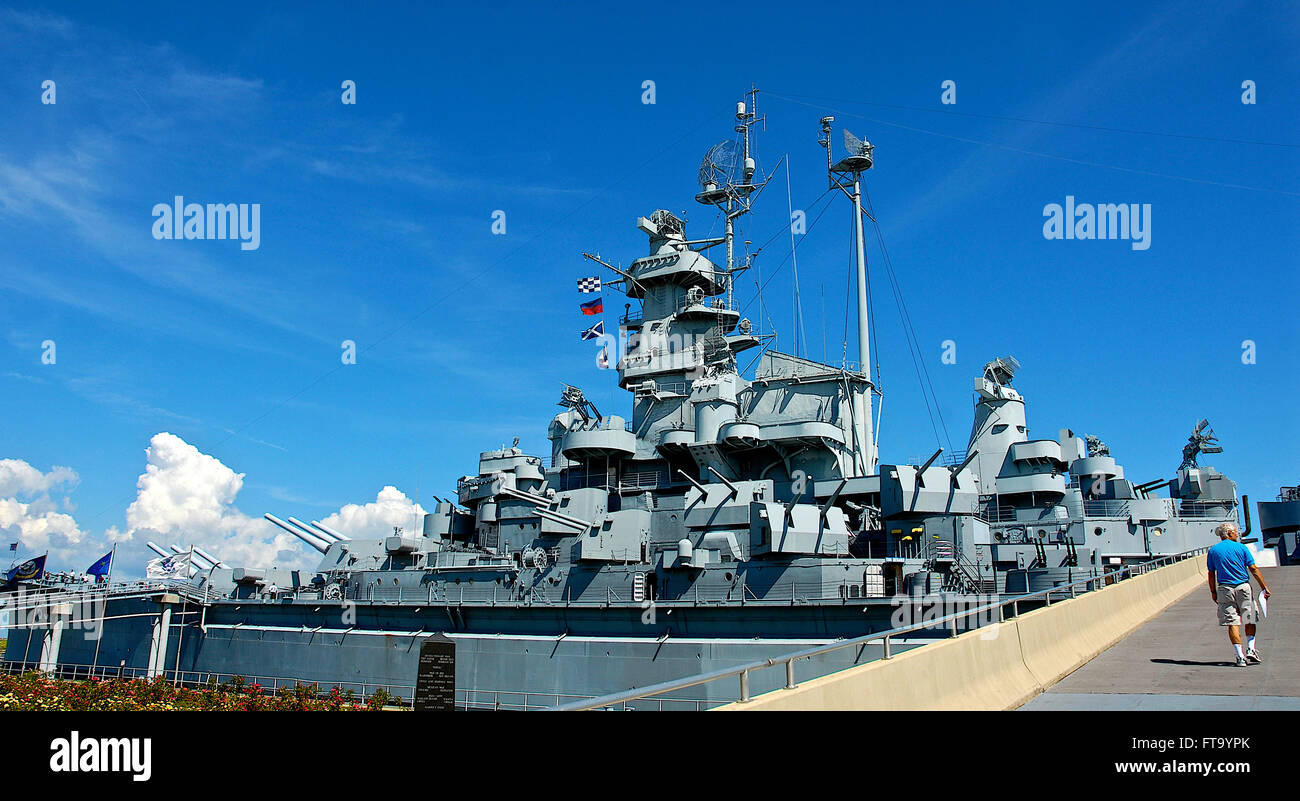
[1207,539,1255,586]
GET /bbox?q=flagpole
[106,543,116,585]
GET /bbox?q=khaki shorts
[1217,583,1256,626]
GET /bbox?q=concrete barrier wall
[718,555,1207,711]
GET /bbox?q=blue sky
[1,1,1296,578]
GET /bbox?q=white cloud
[119,432,303,570]
[317,486,426,539]
[0,497,86,557]
[0,459,86,565]
[0,459,78,496]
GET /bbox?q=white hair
[1214,522,1239,538]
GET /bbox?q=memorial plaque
[413,634,456,711]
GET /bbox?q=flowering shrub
[0,672,405,711]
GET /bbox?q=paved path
[1022,566,1297,710]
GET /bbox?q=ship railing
[0,580,191,611]
[620,471,663,490]
[546,546,1213,711]
[459,688,711,711]
[978,504,1020,523]
[1175,500,1236,518]
[340,580,870,607]
[905,451,968,469]
[1081,499,1130,518]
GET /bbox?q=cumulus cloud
[0,498,86,555]
[317,485,426,539]
[0,459,78,497]
[0,459,87,565]
[119,432,302,569]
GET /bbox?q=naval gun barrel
[170,544,216,570]
[950,450,979,486]
[676,469,709,497]
[1132,478,1168,497]
[265,514,329,554]
[287,517,341,545]
[915,448,943,486]
[705,466,740,498]
[918,448,944,473]
[821,478,848,518]
[145,542,171,559]
[192,546,229,569]
[309,520,350,542]
[952,449,979,474]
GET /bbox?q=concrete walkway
[1022,566,1297,710]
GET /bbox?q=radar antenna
[696,141,741,198]
[1180,419,1223,470]
[1085,435,1110,458]
[982,356,1021,387]
[693,87,769,306]
[558,384,602,425]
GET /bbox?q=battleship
[2,92,1249,707]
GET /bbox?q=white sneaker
[1245,648,1261,664]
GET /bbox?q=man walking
[1207,522,1272,667]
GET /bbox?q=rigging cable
[863,182,954,455]
[738,187,835,320]
[784,155,809,358]
[765,92,1300,198]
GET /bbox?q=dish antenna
[834,129,874,173]
[696,140,740,202]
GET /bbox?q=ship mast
[821,116,877,475]
[696,87,764,310]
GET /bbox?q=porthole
[1093,527,1103,536]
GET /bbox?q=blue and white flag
[577,276,601,293]
[146,552,191,580]
[7,542,15,552]
[580,320,604,341]
[87,551,113,581]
